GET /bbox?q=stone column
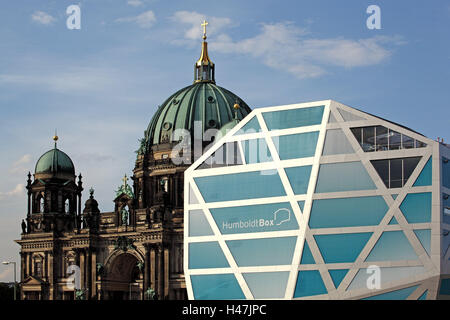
[80,249,85,291]
[158,245,163,299]
[150,245,156,291]
[44,251,48,281]
[48,252,54,300]
[91,249,96,299]
[143,245,150,295]
[86,250,91,299]
[20,252,26,281]
[164,245,169,299]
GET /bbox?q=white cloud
[170,13,403,79]
[31,11,56,25]
[10,154,32,174]
[127,0,144,7]
[116,10,156,28]
[0,184,25,199]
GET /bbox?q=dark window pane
[390,159,403,188]
[403,157,421,185]
[389,130,402,150]
[375,126,389,151]
[416,140,427,148]
[350,128,362,146]
[402,134,415,149]
[362,126,376,152]
[372,160,389,188]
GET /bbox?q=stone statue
[75,289,86,300]
[21,219,27,234]
[145,288,156,300]
[135,138,148,156]
[121,208,129,226]
[96,263,104,276]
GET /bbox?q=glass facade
[262,106,324,130]
[185,101,446,300]
[210,202,298,235]
[315,161,376,193]
[309,196,388,228]
[351,125,427,152]
[371,157,421,188]
[194,170,286,202]
[274,131,319,160]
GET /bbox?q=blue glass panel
[309,196,388,229]
[300,241,315,264]
[285,166,312,195]
[443,157,450,189]
[400,192,432,223]
[329,269,349,289]
[234,116,262,135]
[388,216,398,225]
[188,210,214,237]
[241,138,272,164]
[362,285,419,300]
[226,237,296,266]
[314,232,372,263]
[440,278,450,295]
[210,203,298,235]
[418,290,428,300]
[348,266,425,291]
[413,157,432,186]
[298,201,305,212]
[191,274,245,300]
[322,129,354,156]
[243,272,289,299]
[263,106,324,130]
[365,231,418,262]
[414,229,431,256]
[315,162,376,193]
[392,194,398,200]
[194,170,286,203]
[294,270,327,298]
[444,194,450,225]
[189,242,229,269]
[274,132,319,160]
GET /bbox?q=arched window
[39,197,45,213]
[33,256,43,278]
[65,199,70,214]
[160,177,169,193]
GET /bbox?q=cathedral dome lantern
[34,135,76,181]
[28,135,82,219]
[142,21,252,156]
[194,20,215,83]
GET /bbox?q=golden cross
[201,20,208,39]
[122,174,128,188]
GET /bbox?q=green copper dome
[145,82,251,146]
[35,147,75,176]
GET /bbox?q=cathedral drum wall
[184,100,450,300]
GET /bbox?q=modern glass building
[183,100,450,300]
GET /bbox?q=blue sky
[0,0,449,281]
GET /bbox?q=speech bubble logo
[273,208,291,226]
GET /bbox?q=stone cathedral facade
[15,25,252,300]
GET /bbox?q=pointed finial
[89,187,94,198]
[122,174,128,188]
[233,100,241,120]
[201,20,208,40]
[53,129,59,148]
